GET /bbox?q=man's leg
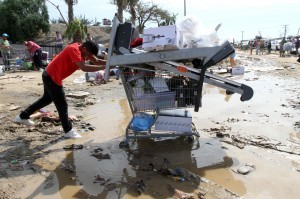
[43,74,72,133]
[19,73,53,119]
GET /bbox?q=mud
[0,50,299,199]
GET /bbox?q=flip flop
[63,144,83,150]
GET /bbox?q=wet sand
[1,51,300,199]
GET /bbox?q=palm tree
[65,18,87,43]
[64,0,78,23]
[63,0,88,43]
[128,0,138,25]
[112,0,138,24]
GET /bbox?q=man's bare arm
[88,55,106,65]
[75,61,106,72]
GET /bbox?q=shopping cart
[119,67,200,147]
[105,15,254,148]
[2,47,32,71]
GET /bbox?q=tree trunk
[117,1,123,23]
[68,1,74,23]
[129,3,136,25]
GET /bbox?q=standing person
[248,40,253,55]
[279,37,286,57]
[229,52,236,67]
[229,44,236,67]
[55,31,63,54]
[13,41,108,138]
[24,41,42,70]
[0,33,11,70]
[295,37,299,55]
[255,40,261,55]
[267,40,271,54]
[85,33,93,42]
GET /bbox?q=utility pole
[282,24,288,38]
[184,0,186,16]
[241,31,244,41]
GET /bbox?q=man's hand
[88,55,106,65]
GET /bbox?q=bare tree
[46,0,67,23]
[134,2,157,33]
[133,2,177,33]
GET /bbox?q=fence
[40,45,63,59]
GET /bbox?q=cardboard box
[231,66,245,75]
[142,25,183,51]
[155,109,192,132]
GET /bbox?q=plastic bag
[131,112,155,131]
[177,16,221,48]
[0,66,4,76]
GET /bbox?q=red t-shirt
[46,43,83,86]
[26,41,41,53]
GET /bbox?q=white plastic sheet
[177,16,221,48]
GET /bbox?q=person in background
[85,33,93,42]
[0,33,11,70]
[255,39,261,55]
[229,53,236,67]
[55,31,63,54]
[267,40,271,54]
[24,41,42,70]
[279,37,286,57]
[13,41,109,139]
[248,40,253,55]
[295,37,299,55]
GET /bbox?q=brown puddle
[29,71,299,198]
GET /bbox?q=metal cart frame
[104,15,254,147]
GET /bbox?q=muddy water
[28,68,299,199]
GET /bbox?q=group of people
[247,40,261,55]
[1,28,112,139]
[0,32,44,71]
[1,31,95,72]
[13,38,109,138]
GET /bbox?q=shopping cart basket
[119,67,200,147]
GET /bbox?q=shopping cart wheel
[119,141,129,148]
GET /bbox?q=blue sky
[46,0,300,42]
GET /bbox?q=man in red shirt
[14,41,107,138]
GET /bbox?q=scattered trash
[91,148,110,160]
[128,180,146,195]
[0,66,4,76]
[167,184,194,199]
[197,190,206,199]
[10,160,17,164]
[237,163,255,175]
[73,75,86,84]
[159,165,200,185]
[63,144,84,150]
[66,91,89,99]
[94,174,105,183]
[9,105,21,111]
[91,153,110,160]
[105,183,117,191]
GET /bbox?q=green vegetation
[65,18,87,43]
[0,0,50,43]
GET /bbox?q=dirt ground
[0,50,299,199]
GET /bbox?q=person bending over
[14,41,108,138]
[24,41,43,70]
